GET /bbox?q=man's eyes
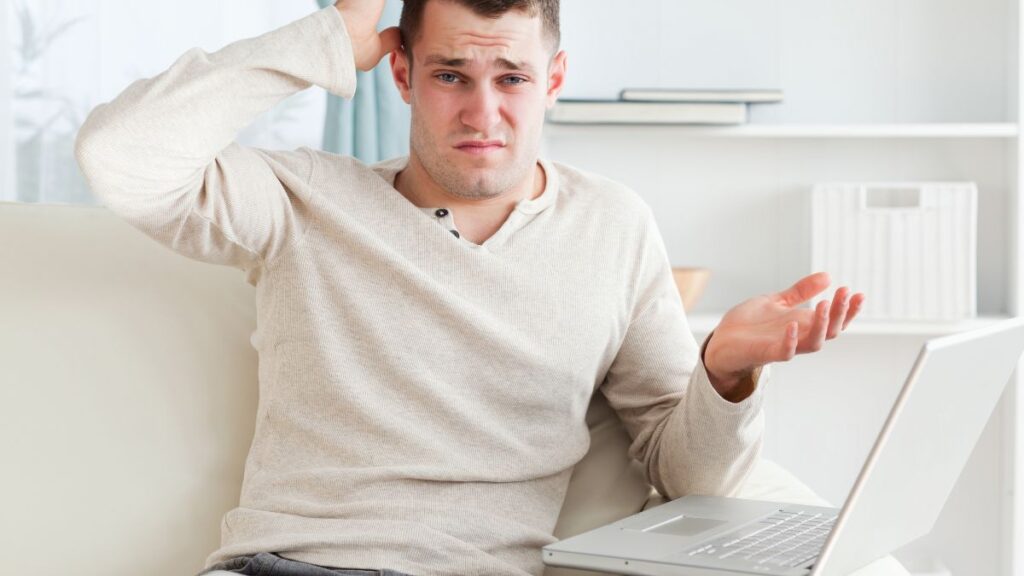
[434,73,528,86]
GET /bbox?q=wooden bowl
[671,267,711,311]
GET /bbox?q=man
[74,1,864,575]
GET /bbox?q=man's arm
[600,207,767,500]
[601,204,862,500]
[73,3,396,273]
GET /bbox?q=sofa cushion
[1,202,260,576]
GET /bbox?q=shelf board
[545,122,1019,138]
[686,313,1013,336]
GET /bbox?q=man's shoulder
[549,159,652,219]
[302,147,395,176]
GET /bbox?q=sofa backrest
[0,201,654,576]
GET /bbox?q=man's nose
[460,85,502,133]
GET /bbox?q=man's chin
[444,176,515,200]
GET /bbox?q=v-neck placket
[420,206,462,240]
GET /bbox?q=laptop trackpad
[643,515,729,537]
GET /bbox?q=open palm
[704,272,865,389]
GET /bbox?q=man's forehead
[421,0,541,36]
[414,0,547,69]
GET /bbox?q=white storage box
[810,182,977,321]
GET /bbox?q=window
[4,0,326,204]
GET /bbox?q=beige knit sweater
[73,5,767,576]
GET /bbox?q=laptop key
[683,509,837,567]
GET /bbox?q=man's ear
[390,46,413,104]
[545,50,567,108]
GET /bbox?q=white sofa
[0,201,910,576]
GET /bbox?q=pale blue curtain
[316,0,410,163]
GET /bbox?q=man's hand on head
[702,272,865,402]
[334,0,403,71]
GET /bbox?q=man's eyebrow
[422,55,536,73]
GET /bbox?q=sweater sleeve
[73,5,358,275]
[599,205,768,500]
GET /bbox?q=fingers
[843,293,865,330]
[771,287,863,363]
[776,321,799,361]
[826,287,850,339]
[777,271,831,307]
[338,1,397,71]
[798,299,830,353]
[378,26,402,57]
[359,27,402,70]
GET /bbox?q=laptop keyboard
[684,509,836,569]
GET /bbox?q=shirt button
[435,208,449,218]
[450,229,460,238]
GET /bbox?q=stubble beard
[409,112,539,201]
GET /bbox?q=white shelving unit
[545,123,1020,139]
[544,1,1023,575]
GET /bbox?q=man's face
[390,0,566,200]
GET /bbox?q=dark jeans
[200,552,416,576]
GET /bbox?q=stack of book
[546,88,783,125]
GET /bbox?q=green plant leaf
[39,16,89,52]
[14,1,38,63]
[14,88,48,99]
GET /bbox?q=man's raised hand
[334,0,403,71]
[702,272,865,399]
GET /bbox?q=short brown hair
[399,0,561,61]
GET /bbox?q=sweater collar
[371,155,559,216]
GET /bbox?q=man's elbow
[74,104,154,208]
[645,432,764,501]
[74,107,115,200]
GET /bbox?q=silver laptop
[543,317,1024,576]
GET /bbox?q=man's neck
[393,155,546,245]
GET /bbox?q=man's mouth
[455,140,505,155]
